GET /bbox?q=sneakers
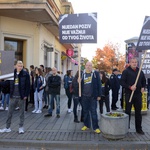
[36,110,42,114]
[19,127,24,134]
[32,109,37,113]
[5,107,8,111]
[0,128,11,133]
[15,107,20,110]
[95,129,101,134]
[81,126,89,131]
[0,106,4,110]
[68,109,72,113]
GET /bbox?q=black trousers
[65,89,73,109]
[125,93,142,131]
[111,89,119,109]
[99,95,110,114]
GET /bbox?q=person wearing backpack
[32,67,46,114]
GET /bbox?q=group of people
[0,57,146,135]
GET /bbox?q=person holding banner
[121,58,146,135]
[80,61,101,134]
[0,60,30,134]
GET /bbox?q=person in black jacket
[0,80,10,110]
[110,68,120,110]
[44,67,61,118]
[121,58,146,135]
[72,70,84,123]
[0,60,30,134]
[99,71,111,114]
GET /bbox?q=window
[4,39,23,62]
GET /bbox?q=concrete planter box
[100,112,129,140]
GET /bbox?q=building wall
[0,16,63,70]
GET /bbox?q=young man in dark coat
[44,67,61,118]
[0,60,30,134]
[121,58,146,135]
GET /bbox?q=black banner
[59,13,97,43]
[137,16,150,51]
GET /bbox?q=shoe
[0,106,4,110]
[81,126,89,131]
[32,109,37,113]
[74,119,79,123]
[46,106,48,109]
[56,114,60,118]
[111,107,117,110]
[95,129,101,134]
[0,128,11,133]
[43,105,46,109]
[36,110,42,113]
[5,107,8,111]
[19,127,24,134]
[80,117,84,122]
[68,109,72,113]
[44,114,52,117]
[136,130,145,135]
[15,107,20,110]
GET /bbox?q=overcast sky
[69,0,150,60]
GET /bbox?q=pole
[129,50,147,102]
[78,46,81,97]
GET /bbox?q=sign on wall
[59,13,97,43]
[0,51,14,76]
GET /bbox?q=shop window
[4,39,23,62]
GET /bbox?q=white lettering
[80,35,94,40]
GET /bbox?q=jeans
[43,90,49,106]
[65,89,72,109]
[34,89,44,111]
[48,94,60,115]
[6,98,25,128]
[1,93,10,107]
[82,96,99,130]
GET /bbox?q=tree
[92,42,125,73]
[81,57,89,70]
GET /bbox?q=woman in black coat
[99,71,111,114]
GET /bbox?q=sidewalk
[0,94,150,150]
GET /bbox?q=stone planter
[100,112,129,140]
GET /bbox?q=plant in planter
[100,112,129,140]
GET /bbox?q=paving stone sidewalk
[0,94,150,150]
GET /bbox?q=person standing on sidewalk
[80,61,101,134]
[120,58,146,135]
[32,68,46,114]
[110,68,120,110]
[0,60,30,134]
[64,70,74,113]
[99,71,111,114]
[44,67,61,118]
[72,70,84,123]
